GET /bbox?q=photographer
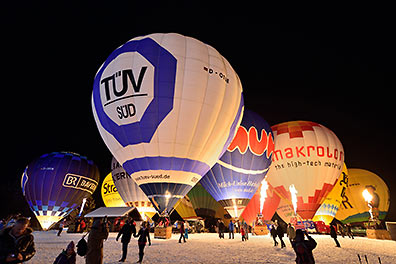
[86,217,109,264]
[291,229,317,264]
[0,217,35,263]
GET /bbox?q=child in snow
[241,226,246,241]
[54,241,76,264]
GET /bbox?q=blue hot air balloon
[200,109,274,218]
[92,33,244,214]
[21,152,100,230]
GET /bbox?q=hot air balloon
[335,169,390,224]
[240,180,281,226]
[266,121,344,220]
[21,152,99,230]
[111,158,156,219]
[92,33,244,214]
[313,163,349,225]
[200,109,274,218]
[101,172,126,207]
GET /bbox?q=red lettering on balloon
[248,127,268,156]
[228,126,249,153]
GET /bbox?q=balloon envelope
[313,163,349,225]
[111,158,156,219]
[335,168,390,223]
[200,109,274,218]
[101,172,126,207]
[266,121,344,220]
[92,33,244,214]
[21,152,99,230]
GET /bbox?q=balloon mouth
[218,198,250,218]
[148,194,184,215]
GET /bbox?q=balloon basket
[253,225,269,235]
[154,226,172,239]
[366,229,391,240]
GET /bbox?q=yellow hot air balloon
[335,169,390,224]
[101,173,126,207]
[313,163,349,225]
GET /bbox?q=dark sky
[1,2,395,220]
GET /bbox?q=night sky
[1,2,395,220]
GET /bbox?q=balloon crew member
[134,221,151,263]
[54,241,76,264]
[178,221,186,243]
[277,224,286,248]
[330,223,341,247]
[116,217,136,262]
[270,225,278,246]
[0,217,36,263]
[217,220,225,239]
[57,219,66,237]
[86,217,109,264]
[291,229,317,264]
[287,223,296,245]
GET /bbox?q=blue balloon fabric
[21,152,99,229]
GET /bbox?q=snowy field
[31,230,396,263]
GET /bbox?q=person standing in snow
[0,217,36,263]
[277,224,286,248]
[240,226,246,241]
[134,221,151,263]
[292,229,316,264]
[228,220,235,239]
[346,224,354,239]
[178,221,186,243]
[57,219,66,237]
[287,223,296,245]
[86,217,109,264]
[270,225,278,246]
[116,217,136,262]
[53,241,76,264]
[330,224,341,247]
[217,220,225,239]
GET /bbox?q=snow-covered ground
[31,230,396,263]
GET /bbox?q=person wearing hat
[291,229,317,264]
[54,241,76,264]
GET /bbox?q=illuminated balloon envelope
[266,121,344,220]
[200,109,274,218]
[111,157,156,219]
[21,152,99,230]
[92,33,244,214]
[335,168,390,223]
[101,172,126,207]
[313,163,349,225]
[240,181,281,226]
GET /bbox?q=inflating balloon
[266,121,344,220]
[335,168,390,223]
[313,163,348,225]
[21,152,99,230]
[111,157,156,219]
[200,109,274,218]
[92,33,244,214]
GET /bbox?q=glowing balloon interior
[200,109,274,218]
[21,152,99,230]
[92,33,244,214]
[336,168,390,223]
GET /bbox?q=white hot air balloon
[92,33,244,214]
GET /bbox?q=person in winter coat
[134,221,151,263]
[116,217,136,262]
[217,220,225,239]
[0,217,36,263]
[54,241,76,264]
[240,226,246,241]
[287,223,296,244]
[86,218,109,264]
[330,224,341,247]
[292,229,317,264]
[228,220,235,239]
[178,221,186,243]
[270,225,278,246]
[277,224,286,248]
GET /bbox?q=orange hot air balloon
[266,121,344,220]
[240,181,281,226]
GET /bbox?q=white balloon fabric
[92,33,244,214]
